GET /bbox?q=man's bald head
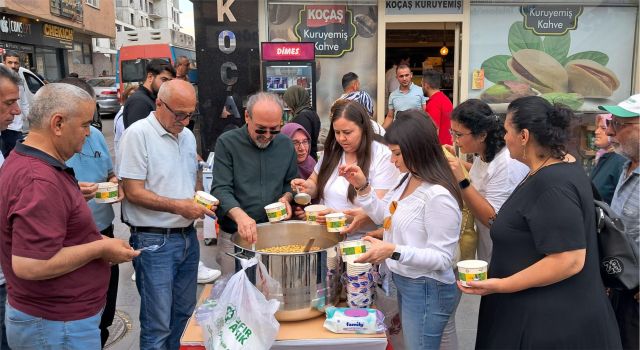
[155,79,197,136]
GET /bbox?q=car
[87,77,120,116]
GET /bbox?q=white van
[16,67,45,133]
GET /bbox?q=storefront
[194,0,638,160]
[0,13,74,81]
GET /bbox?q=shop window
[86,0,99,7]
[72,42,92,64]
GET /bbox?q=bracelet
[354,181,370,193]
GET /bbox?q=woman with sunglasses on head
[291,100,399,239]
[460,96,621,349]
[590,113,627,205]
[446,99,529,263]
[340,109,463,349]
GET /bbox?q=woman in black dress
[459,96,622,349]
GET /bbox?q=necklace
[517,155,553,187]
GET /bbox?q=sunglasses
[255,127,281,135]
[449,129,472,139]
[607,119,639,132]
[383,201,398,231]
[160,99,195,121]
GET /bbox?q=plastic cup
[339,240,369,263]
[325,212,347,232]
[194,191,219,210]
[264,202,287,222]
[95,182,118,203]
[305,204,327,225]
[457,260,488,287]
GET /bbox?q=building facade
[0,0,116,80]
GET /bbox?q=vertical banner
[194,0,261,157]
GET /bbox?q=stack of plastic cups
[345,262,375,308]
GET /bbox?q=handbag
[592,184,639,290]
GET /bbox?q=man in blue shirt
[383,64,426,129]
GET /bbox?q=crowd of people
[0,50,637,350]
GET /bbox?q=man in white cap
[598,94,639,350]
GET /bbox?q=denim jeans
[130,228,199,350]
[5,302,102,349]
[392,273,457,350]
[0,284,8,349]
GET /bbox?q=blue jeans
[130,229,199,350]
[5,302,102,349]
[0,284,8,349]
[392,273,457,350]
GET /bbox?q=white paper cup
[194,191,219,210]
[325,212,347,232]
[95,182,118,203]
[339,240,369,263]
[346,262,372,275]
[264,202,287,222]
[304,204,327,225]
[457,260,488,287]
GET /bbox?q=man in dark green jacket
[212,92,298,274]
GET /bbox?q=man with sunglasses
[118,79,216,350]
[211,92,298,274]
[599,94,640,350]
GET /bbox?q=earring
[522,143,527,161]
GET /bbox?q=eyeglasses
[293,139,309,148]
[383,201,398,231]
[255,127,280,135]
[607,119,639,132]
[160,99,194,121]
[449,129,472,139]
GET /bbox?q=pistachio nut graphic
[565,59,620,98]
[507,49,568,93]
[480,81,536,104]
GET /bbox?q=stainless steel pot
[231,220,344,321]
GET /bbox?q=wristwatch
[390,251,401,261]
[459,178,471,190]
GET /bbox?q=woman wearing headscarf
[283,85,321,160]
[281,122,316,179]
[590,113,626,204]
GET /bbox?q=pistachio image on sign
[480,80,537,104]
[507,49,568,93]
[479,21,618,105]
[565,59,620,98]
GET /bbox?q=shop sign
[468,5,635,113]
[294,5,357,58]
[0,15,33,38]
[50,0,83,23]
[261,42,315,61]
[521,6,582,35]
[385,0,463,15]
[43,23,74,41]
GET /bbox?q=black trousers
[99,225,119,348]
[610,288,639,350]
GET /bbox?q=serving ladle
[294,186,311,206]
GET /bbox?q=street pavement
[100,118,480,349]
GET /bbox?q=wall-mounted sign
[521,5,582,35]
[50,0,83,23]
[0,14,73,50]
[261,42,315,61]
[385,0,463,15]
[294,5,356,58]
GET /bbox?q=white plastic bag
[201,257,280,350]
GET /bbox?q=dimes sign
[294,5,356,58]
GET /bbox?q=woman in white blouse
[446,99,529,263]
[341,110,463,349]
[291,99,398,239]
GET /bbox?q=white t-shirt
[469,147,529,262]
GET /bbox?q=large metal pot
[231,220,344,321]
